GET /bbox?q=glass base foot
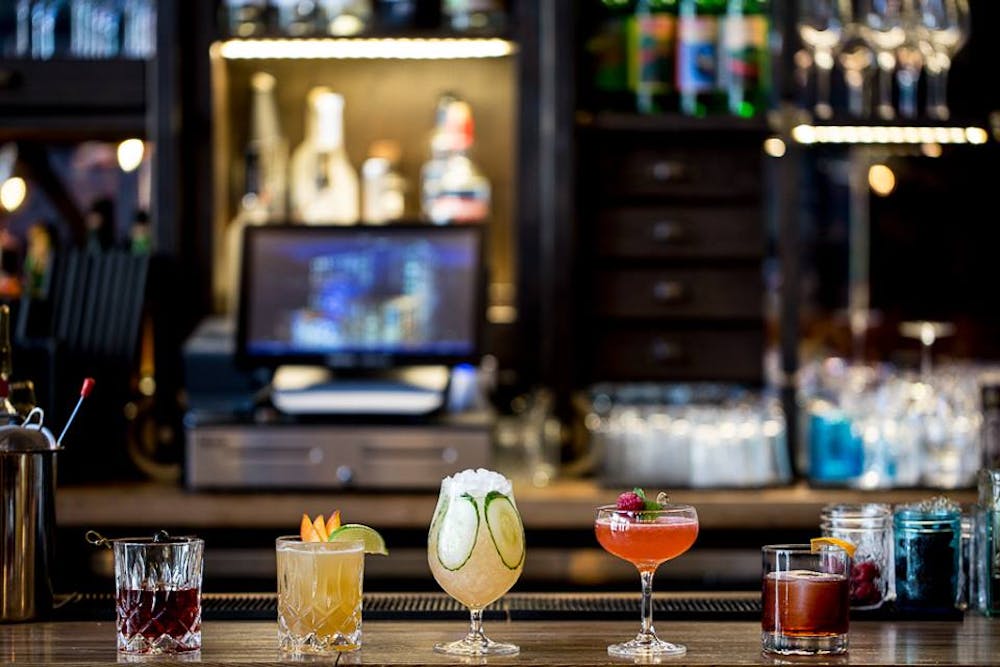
[434,635,519,657]
[608,635,686,659]
[762,631,848,655]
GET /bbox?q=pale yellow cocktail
[276,537,364,653]
[427,468,525,656]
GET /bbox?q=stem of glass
[466,607,487,647]
[815,53,833,120]
[927,64,951,120]
[896,67,919,118]
[638,569,656,641]
[876,55,895,119]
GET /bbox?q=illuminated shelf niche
[216,37,517,60]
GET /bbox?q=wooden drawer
[595,206,763,260]
[595,267,762,320]
[597,145,761,199]
[592,328,764,382]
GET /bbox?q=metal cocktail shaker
[0,422,59,623]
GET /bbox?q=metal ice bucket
[0,421,59,622]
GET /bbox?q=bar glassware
[821,503,894,609]
[427,469,525,656]
[114,535,204,654]
[276,536,365,654]
[595,504,699,658]
[894,497,962,613]
[915,0,970,120]
[797,0,848,120]
[762,544,851,655]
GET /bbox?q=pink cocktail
[594,502,699,658]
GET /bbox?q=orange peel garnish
[810,536,857,558]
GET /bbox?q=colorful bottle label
[629,14,676,94]
[590,16,630,93]
[677,16,719,94]
[722,15,768,90]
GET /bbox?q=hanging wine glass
[896,0,925,119]
[798,0,849,120]
[857,0,907,120]
[915,0,970,121]
[837,19,876,117]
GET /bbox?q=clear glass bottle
[273,0,319,36]
[420,92,459,222]
[319,0,371,36]
[820,503,893,610]
[676,0,726,116]
[893,497,962,614]
[361,140,406,224]
[426,100,490,224]
[224,0,269,38]
[290,88,360,225]
[630,0,678,115]
[721,0,769,118]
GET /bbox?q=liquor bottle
[721,0,769,117]
[242,71,288,223]
[587,0,635,112]
[629,0,678,114]
[290,88,360,225]
[362,140,406,224]
[420,92,459,221]
[442,0,506,34]
[427,100,490,224]
[0,304,16,418]
[676,0,726,116]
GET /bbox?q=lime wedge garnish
[485,491,524,570]
[810,536,857,558]
[435,493,479,571]
[328,523,389,555]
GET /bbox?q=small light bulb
[868,164,896,196]
[0,177,26,211]
[117,139,145,172]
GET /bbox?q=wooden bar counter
[4,616,999,666]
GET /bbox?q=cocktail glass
[761,544,851,655]
[113,535,204,654]
[275,536,365,654]
[594,504,699,658]
[427,469,525,656]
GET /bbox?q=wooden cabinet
[572,116,769,387]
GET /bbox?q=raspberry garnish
[616,491,645,513]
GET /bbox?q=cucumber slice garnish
[485,491,524,570]
[435,493,479,571]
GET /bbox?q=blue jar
[894,498,962,613]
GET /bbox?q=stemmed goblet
[798,0,849,120]
[427,469,525,656]
[595,499,699,658]
[915,0,970,120]
[857,0,907,119]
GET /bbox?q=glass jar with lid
[820,503,893,610]
[979,469,1000,616]
[893,497,962,613]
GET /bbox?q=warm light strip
[218,38,516,60]
[791,124,990,145]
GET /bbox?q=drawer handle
[650,160,688,182]
[651,221,686,243]
[652,280,685,302]
[650,339,683,363]
[0,69,23,91]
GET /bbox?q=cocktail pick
[57,377,95,446]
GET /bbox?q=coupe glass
[427,470,525,656]
[594,504,699,658]
[798,0,848,120]
[915,0,970,120]
[857,0,907,119]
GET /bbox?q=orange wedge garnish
[325,509,342,535]
[810,536,857,558]
[300,513,318,542]
[312,515,329,542]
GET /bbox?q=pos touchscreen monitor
[236,224,484,371]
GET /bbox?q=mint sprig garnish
[633,487,667,511]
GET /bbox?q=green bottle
[628,0,678,114]
[589,0,636,111]
[676,0,726,117]
[722,0,770,118]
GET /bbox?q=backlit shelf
[215,37,516,60]
[789,123,990,145]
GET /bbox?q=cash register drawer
[185,420,491,490]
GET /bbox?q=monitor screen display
[237,224,483,368]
